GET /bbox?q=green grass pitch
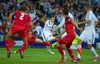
[0,48,100,64]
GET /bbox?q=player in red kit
[14,18,52,54]
[55,4,81,63]
[5,5,33,59]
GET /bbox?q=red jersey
[64,16,76,35]
[13,11,32,28]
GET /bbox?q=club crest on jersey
[65,17,70,21]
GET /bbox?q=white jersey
[43,20,54,31]
[57,12,74,38]
[42,20,54,41]
[85,11,98,32]
[58,12,74,28]
[79,10,98,44]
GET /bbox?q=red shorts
[58,34,76,48]
[28,35,36,45]
[10,24,27,38]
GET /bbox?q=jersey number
[19,13,24,20]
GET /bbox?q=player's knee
[78,39,82,44]
[87,44,92,49]
[56,42,60,47]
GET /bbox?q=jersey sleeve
[94,14,98,22]
[28,15,32,22]
[58,17,65,28]
[45,20,53,27]
[86,11,92,21]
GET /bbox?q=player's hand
[7,22,13,28]
[36,15,39,20]
[78,28,83,33]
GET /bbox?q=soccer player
[42,16,56,54]
[77,4,99,62]
[52,10,81,60]
[5,5,33,59]
[55,4,81,63]
[14,18,52,55]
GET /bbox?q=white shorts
[61,32,67,38]
[42,31,54,41]
[79,30,95,44]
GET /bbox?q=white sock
[63,50,67,59]
[90,47,98,57]
[77,52,81,59]
[77,44,82,48]
[47,46,51,52]
[70,45,77,50]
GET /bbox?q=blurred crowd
[0,0,100,42]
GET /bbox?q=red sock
[42,42,51,46]
[57,46,64,58]
[67,48,75,60]
[16,48,21,53]
[5,39,10,51]
[21,42,28,52]
[9,38,16,48]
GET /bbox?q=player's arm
[71,20,80,30]
[32,16,39,25]
[95,21,99,26]
[8,13,14,28]
[29,22,33,32]
[77,20,91,25]
[46,20,53,27]
[57,17,65,29]
[56,28,65,38]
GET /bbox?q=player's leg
[66,43,77,63]
[42,31,55,54]
[18,31,28,59]
[70,45,81,61]
[35,38,52,46]
[71,34,81,61]
[61,44,67,60]
[77,31,85,56]
[87,32,99,62]
[77,39,82,56]
[5,31,15,58]
[87,44,99,62]
[56,39,66,63]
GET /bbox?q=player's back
[14,11,31,27]
[65,16,76,35]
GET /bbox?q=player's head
[20,5,28,12]
[84,4,92,12]
[63,4,69,15]
[50,15,55,22]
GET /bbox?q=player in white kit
[42,16,55,54]
[77,4,99,62]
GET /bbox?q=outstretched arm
[8,13,14,28]
[77,20,91,25]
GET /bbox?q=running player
[77,4,99,62]
[42,16,56,54]
[5,5,33,59]
[55,4,81,63]
[52,10,81,60]
[14,17,52,56]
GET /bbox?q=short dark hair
[84,4,92,10]
[20,5,27,11]
[63,4,69,15]
[50,15,55,19]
